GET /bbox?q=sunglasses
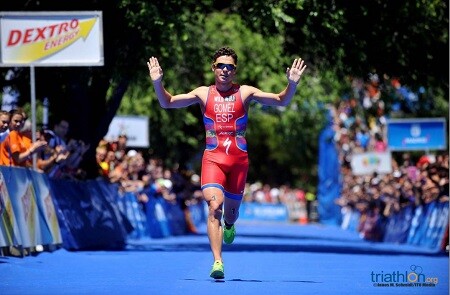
[214,63,236,71]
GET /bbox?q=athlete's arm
[147,56,206,108]
[243,58,307,107]
[153,83,206,109]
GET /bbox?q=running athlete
[147,47,307,279]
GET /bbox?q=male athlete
[147,47,306,279]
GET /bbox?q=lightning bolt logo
[223,137,231,155]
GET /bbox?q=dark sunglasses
[214,63,236,71]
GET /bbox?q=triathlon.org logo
[371,265,438,288]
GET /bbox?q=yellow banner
[9,18,97,63]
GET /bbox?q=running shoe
[210,260,225,279]
[223,223,235,244]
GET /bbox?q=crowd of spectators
[94,133,319,232]
[0,108,90,180]
[332,74,449,242]
[94,134,204,233]
[0,106,315,236]
[1,72,447,244]
[95,130,321,224]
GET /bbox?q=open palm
[147,56,163,82]
[286,58,307,85]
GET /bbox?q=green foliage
[2,0,447,186]
[118,80,203,167]
[20,102,44,128]
[283,0,448,92]
[202,12,286,87]
[246,70,345,188]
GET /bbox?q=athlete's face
[213,55,236,84]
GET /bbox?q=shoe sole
[210,270,225,279]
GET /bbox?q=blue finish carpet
[1,223,448,295]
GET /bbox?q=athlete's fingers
[148,56,159,68]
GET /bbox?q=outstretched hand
[147,57,163,82]
[286,58,307,85]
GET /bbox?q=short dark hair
[212,47,238,64]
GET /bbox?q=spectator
[47,118,69,148]
[355,127,370,151]
[0,109,46,167]
[96,145,109,178]
[36,128,69,174]
[0,110,10,143]
[116,134,128,152]
[45,118,90,179]
[372,132,387,153]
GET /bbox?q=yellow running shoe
[210,260,225,279]
[223,223,235,244]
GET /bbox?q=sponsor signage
[351,151,392,176]
[239,203,289,222]
[0,11,103,66]
[386,118,447,151]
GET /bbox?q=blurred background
[0,1,448,251]
[1,1,447,185]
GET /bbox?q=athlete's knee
[207,200,223,220]
[224,198,241,224]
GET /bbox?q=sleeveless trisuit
[201,84,249,200]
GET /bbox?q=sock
[224,220,233,229]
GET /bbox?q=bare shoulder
[194,85,210,93]
[240,84,260,102]
[192,86,209,102]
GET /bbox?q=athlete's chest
[205,88,245,124]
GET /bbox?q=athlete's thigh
[225,160,249,196]
[201,152,227,191]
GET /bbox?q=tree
[1,0,447,185]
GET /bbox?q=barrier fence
[0,166,448,255]
[341,200,449,251]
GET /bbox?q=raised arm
[147,57,204,109]
[243,58,307,107]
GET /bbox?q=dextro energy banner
[0,11,103,66]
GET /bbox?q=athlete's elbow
[279,99,291,107]
[157,99,171,109]
[159,101,170,109]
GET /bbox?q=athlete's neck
[215,83,233,93]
